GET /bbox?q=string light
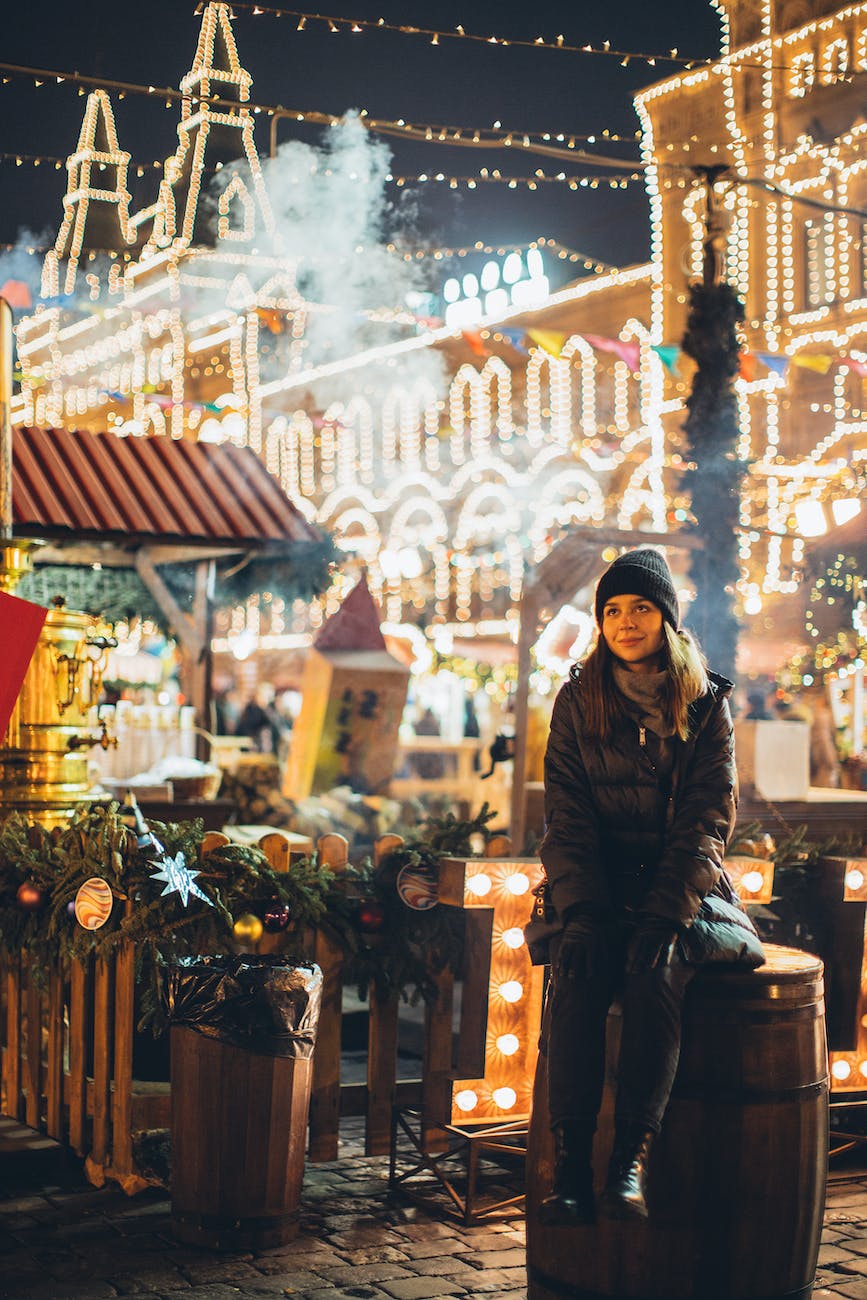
[0,60,645,168]
[228,1,717,69]
[386,170,643,189]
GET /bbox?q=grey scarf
[611,663,675,739]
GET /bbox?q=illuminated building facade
[10,0,867,655]
[637,0,867,619]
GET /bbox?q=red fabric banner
[0,590,47,739]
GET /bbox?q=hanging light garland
[386,170,642,190]
[0,60,639,166]
[226,2,719,70]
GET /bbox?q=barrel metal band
[527,1262,815,1300]
[670,1078,829,1105]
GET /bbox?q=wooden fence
[0,831,514,1193]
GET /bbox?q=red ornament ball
[358,901,386,933]
[262,902,291,933]
[17,881,46,911]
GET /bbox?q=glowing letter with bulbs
[439,857,545,1124]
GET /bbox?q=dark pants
[546,920,695,1134]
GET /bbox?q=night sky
[3,0,723,282]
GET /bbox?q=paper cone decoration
[314,576,388,652]
[0,590,47,739]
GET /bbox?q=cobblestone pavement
[2,1119,867,1300]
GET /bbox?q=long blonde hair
[578,622,708,742]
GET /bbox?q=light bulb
[498,980,523,1003]
[455,1089,478,1112]
[496,1033,520,1056]
[467,873,492,897]
[492,1086,517,1109]
[501,927,524,949]
[505,873,530,895]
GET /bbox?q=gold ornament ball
[233,912,264,944]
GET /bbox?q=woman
[539,548,738,1226]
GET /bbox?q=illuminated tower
[144,0,275,251]
[42,89,134,297]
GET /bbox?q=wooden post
[421,966,454,1152]
[2,954,23,1121]
[24,967,41,1130]
[67,960,88,1156]
[111,929,136,1179]
[308,834,347,1161]
[365,834,403,1156]
[45,967,64,1139]
[91,954,112,1168]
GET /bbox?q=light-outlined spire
[146,1,275,252]
[45,89,134,296]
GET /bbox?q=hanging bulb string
[225,2,738,71]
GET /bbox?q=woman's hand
[626,916,679,974]
[556,911,609,981]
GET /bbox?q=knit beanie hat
[594,548,680,630]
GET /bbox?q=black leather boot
[538,1121,596,1226]
[599,1124,655,1220]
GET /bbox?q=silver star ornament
[149,851,213,908]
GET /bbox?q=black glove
[626,915,679,975]
[555,909,609,981]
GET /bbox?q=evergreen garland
[17,566,168,627]
[213,539,338,607]
[0,800,500,1028]
[680,280,748,680]
[15,540,336,638]
[341,803,498,1004]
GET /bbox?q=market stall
[4,422,332,818]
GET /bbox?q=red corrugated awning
[12,426,320,547]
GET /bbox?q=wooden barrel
[526,945,828,1300]
[170,1026,314,1250]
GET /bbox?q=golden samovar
[0,587,116,828]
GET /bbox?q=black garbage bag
[165,954,322,1057]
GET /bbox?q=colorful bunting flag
[650,344,680,377]
[582,334,641,372]
[461,330,491,358]
[739,353,758,383]
[754,352,790,378]
[526,328,567,359]
[499,327,529,354]
[790,354,834,374]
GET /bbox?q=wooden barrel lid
[693,942,823,983]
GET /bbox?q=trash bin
[165,954,322,1251]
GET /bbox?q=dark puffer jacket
[540,666,737,930]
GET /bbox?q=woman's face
[600,593,665,674]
